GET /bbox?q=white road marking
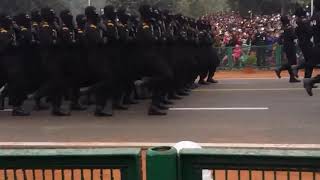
[194,88,313,92]
[217,78,279,80]
[0,109,12,112]
[1,142,320,149]
[169,107,269,111]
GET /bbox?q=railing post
[147,146,178,180]
[227,47,233,69]
[275,44,282,67]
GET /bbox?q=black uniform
[295,15,314,78]
[136,5,174,115]
[0,14,30,116]
[275,16,300,83]
[303,0,320,96]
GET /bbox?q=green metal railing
[216,45,283,69]
[180,148,320,180]
[0,148,142,180]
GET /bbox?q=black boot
[114,103,129,110]
[189,83,200,89]
[34,98,50,111]
[71,102,87,111]
[51,107,70,116]
[148,105,167,116]
[114,94,129,110]
[207,78,219,83]
[199,79,210,85]
[289,76,301,83]
[94,105,113,117]
[0,95,4,110]
[156,102,170,110]
[184,87,191,92]
[304,78,314,96]
[161,95,174,105]
[124,91,139,105]
[168,92,182,100]
[177,89,190,96]
[274,68,281,79]
[12,106,30,116]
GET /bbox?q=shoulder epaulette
[90,24,97,29]
[106,20,114,27]
[21,27,28,31]
[42,22,49,28]
[0,28,8,33]
[62,26,69,31]
[143,23,150,29]
[78,29,84,33]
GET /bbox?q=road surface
[1,78,320,145]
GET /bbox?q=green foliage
[176,0,231,17]
[1,0,307,17]
[246,53,257,65]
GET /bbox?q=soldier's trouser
[146,56,174,105]
[3,55,27,107]
[298,46,314,78]
[88,48,114,108]
[38,49,66,109]
[296,62,314,78]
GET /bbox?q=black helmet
[0,14,13,28]
[103,5,116,19]
[76,14,86,29]
[41,7,56,22]
[117,6,130,23]
[14,13,31,28]
[31,10,42,23]
[60,9,73,28]
[85,6,99,24]
[85,6,98,18]
[139,4,152,18]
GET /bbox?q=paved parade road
[1,78,320,145]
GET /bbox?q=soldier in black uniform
[303,0,320,96]
[274,16,300,83]
[293,6,314,79]
[116,7,140,106]
[0,14,30,116]
[205,21,220,84]
[0,14,7,110]
[102,5,127,111]
[32,7,69,116]
[85,6,114,116]
[27,10,51,111]
[59,9,87,111]
[170,14,191,98]
[136,5,174,115]
[197,20,220,84]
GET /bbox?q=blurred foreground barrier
[0,148,141,180]
[180,148,320,180]
[147,146,177,180]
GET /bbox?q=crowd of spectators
[203,11,283,47]
[202,12,288,67]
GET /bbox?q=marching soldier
[0,14,30,116]
[303,0,320,95]
[274,16,300,83]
